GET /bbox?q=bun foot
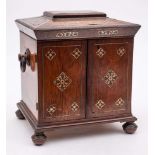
[31,132,47,146]
[15,109,25,120]
[122,122,137,134]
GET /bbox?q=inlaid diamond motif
[96,100,105,110]
[96,48,106,58]
[53,72,72,91]
[46,49,56,61]
[71,48,82,59]
[117,47,126,56]
[47,105,56,116]
[71,102,79,112]
[115,98,125,106]
[103,69,118,88]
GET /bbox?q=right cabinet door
[87,38,133,118]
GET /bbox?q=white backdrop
[6,0,147,155]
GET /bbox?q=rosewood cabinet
[15,11,140,145]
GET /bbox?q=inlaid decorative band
[98,30,118,36]
[46,49,56,61]
[56,31,78,38]
[53,72,72,92]
[96,100,105,109]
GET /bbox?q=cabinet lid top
[43,11,107,19]
[15,10,140,31]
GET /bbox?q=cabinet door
[39,40,86,122]
[87,38,133,118]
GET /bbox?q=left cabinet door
[38,40,86,123]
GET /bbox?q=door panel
[41,40,86,122]
[87,38,133,118]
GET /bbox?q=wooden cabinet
[15,11,140,145]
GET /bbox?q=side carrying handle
[18,49,36,72]
[43,11,107,19]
